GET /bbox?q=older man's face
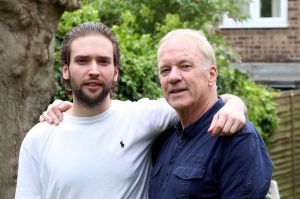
[157,36,213,112]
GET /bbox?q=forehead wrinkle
[159,50,195,67]
[158,36,200,69]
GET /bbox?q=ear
[62,64,70,80]
[113,66,119,82]
[208,65,218,87]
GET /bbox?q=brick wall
[220,0,300,62]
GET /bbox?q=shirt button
[184,170,190,178]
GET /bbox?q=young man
[16,22,246,199]
[149,29,273,198]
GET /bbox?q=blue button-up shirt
[149,99,273,199]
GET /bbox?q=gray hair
[158,29,216,68]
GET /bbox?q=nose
[168,67,182,83]
[88,61,100,76]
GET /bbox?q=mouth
[83,80,102,91]
[169,88,187,94]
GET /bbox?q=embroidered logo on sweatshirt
[120,141,125,148]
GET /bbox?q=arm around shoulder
[209,94,247,136]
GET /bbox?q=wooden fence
[270,89,300,199]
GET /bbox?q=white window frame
[220,0,288,29]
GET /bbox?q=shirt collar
[175,97,225,138]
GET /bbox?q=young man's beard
[69,76,115,108]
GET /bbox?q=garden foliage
[54,0,278,145]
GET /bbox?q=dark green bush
[54,0,278,145]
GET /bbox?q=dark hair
[60,22,121,96]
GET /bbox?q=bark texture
[0,0,80,198]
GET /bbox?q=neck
[67,95,112,117]
[178,92,217,128]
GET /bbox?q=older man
[149,29,273,199]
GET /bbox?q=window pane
[240,2,250,16]
[260,0,280,17]
[272,0,280,17]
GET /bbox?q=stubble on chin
[70,80,114,109]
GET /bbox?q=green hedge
[54,0,278,145]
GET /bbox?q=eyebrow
[158,58,194,68]
[74,55,88,59]
[74,55,112,60]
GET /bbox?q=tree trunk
[0,0,80,198]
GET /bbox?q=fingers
[209,113,229,136]
[208,113,219,134]
[59,101,72,112]
[39,114,45,123]
[208,97,247,136]
[50,105,64,124]
[228,120,243,135]
[39,100,73,125]
[39,111,56,125]
[43,107,60,125]
[208,113,227,136]
[208,111,246,136]
[218,117,235,136]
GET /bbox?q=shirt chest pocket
[172,165,206,197]
[174,165,205,179]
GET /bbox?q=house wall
[220,0,300,62]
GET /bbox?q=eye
[159,67,171,76]
[181,64,193,71]
[97,58,111,66]
[78,59,86,64]
[75,57,88,65]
